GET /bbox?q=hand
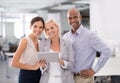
[59,59,64,66]
[80,69,95,79]
[39,58,47,69]
[33,61,41,70]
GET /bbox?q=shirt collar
[70,24,83,35]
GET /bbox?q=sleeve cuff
[61,60,68,69]
[40,65,47,74]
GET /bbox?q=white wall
[5,22,14,38]
[90,0,120,41]
[60,11,71,35]
[5,22,17,44]
[0,23,2,36]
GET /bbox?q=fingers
[59,59,64,66]
[80,69,95,79]
[39,58,46,63]
[80,70,89,78]
[39,58,47,68]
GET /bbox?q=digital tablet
[37,52,59,62]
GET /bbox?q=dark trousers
[111,76,120,83]
[19,69,41,83]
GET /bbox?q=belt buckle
[74,73,80,76]
[53,75,61,78]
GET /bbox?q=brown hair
[30,16,45,29]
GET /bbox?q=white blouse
[48,50,62,83]
[19,36,40,66]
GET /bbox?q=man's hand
[80,69,95,79]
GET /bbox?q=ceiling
[0,0,90,13]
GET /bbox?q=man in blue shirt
[63,8,111,83]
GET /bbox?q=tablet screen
[37,52,59,62]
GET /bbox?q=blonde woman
[39,20,74,83]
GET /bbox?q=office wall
[4,22,17,44]
[5,22,14,38]
[90,0,120,41]
[60,11,71,35]
[0,22,14,38]
[0,23,2,36]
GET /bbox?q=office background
[0,0,120,83]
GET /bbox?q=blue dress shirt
[63,25,111,73]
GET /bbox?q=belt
[74,73,81,76]
[50,75,62,78]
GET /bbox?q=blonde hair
[46,19,59,28]
[45,19,61,38]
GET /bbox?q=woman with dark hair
[11,16,45,83]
